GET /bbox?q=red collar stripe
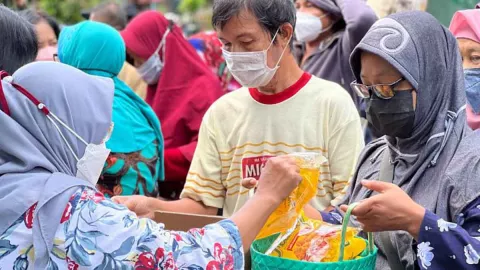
[248,72,312,105]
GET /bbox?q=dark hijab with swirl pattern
[342,11,480,270]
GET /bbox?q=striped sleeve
[180,109,225,208]
[328,117,364,207]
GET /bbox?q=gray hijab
[0,61,114,268]
[344,11,480,269]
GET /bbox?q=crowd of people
[0,0,479,269]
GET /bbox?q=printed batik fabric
[0,187,244,270]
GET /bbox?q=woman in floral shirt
[0,61,302,269]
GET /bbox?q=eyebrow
[235,32,255,39]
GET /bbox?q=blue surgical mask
[138,28,170,85]
[464,68,480,114]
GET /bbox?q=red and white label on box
[241,155,274,180]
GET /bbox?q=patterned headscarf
[0,62,114,268]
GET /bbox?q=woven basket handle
[338,202,374,261]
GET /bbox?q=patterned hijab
[346,11,472,269]
[0,62,114,268]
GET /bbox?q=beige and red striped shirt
[180,73,364,217]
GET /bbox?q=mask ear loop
[157,20,173,63]
[46,114,81,161]
[265,27,293,68]
[7,78,89,161]
[47,111,88,146]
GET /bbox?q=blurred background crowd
[2,0,478,35]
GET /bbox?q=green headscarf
[58,21,164,180]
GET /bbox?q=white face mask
[45,107,113,185]
[138,28,170,85]
[295,12,331,43]
[222,29,291,88]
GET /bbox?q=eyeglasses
[351,78,405,100]
[53,53,59,62]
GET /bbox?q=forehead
[360,51,401,77]
[216,9,265,40]
[35,21,55,36]
[458,38,480,51]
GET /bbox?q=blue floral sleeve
[416,197,480,269]
[73,189,244,270]
[0,187,245,269]
[320,209,344,225]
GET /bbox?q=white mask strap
[266,28,281,51]
[153,21,173,61]
[266,28,292,67]
[48,111,88,145]
[275,34,292,66]
[47,115,80,161]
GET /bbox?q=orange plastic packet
[270,212,366,262]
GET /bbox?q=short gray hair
[0,6,37,74]
[91,2,127,30]
[212,0,296,49]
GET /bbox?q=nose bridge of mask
[224,27,291,71]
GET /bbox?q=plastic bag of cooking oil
[269,212,366,262]
[256,152,327,240]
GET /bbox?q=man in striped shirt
[116,0,364,218]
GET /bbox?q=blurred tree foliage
[178,0,207,13]
[38,0,101,24]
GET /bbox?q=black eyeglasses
[351,78,405,100]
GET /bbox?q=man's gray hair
[0,5,37,74]
[212,0,296,49]
[91,1,127,30]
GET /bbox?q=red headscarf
[121,11,223,158]
[122,11,223,191]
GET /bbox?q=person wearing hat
[294,0,377,108]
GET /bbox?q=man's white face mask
[222,28,292,88]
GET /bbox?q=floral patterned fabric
[98,140,161,198]
[0,187,244,269]
[321,197,480,269]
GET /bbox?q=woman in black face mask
[318,11,480,270]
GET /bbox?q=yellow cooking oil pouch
[255,152,366,263]
[256,152,326,240]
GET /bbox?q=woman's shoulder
[444,131,480,213]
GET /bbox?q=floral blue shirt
[321,197,480,269]
[0,187,244,270]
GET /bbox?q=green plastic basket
[251,203,377,270]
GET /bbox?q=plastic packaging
[256,152,326,239]
[270,212,366,262]
[255,152,366,263]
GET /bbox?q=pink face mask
[36,46,57,61]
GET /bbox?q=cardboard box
[154,211,225,231]
[154,211,252,269]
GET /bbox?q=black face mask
[366,90,415,138]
